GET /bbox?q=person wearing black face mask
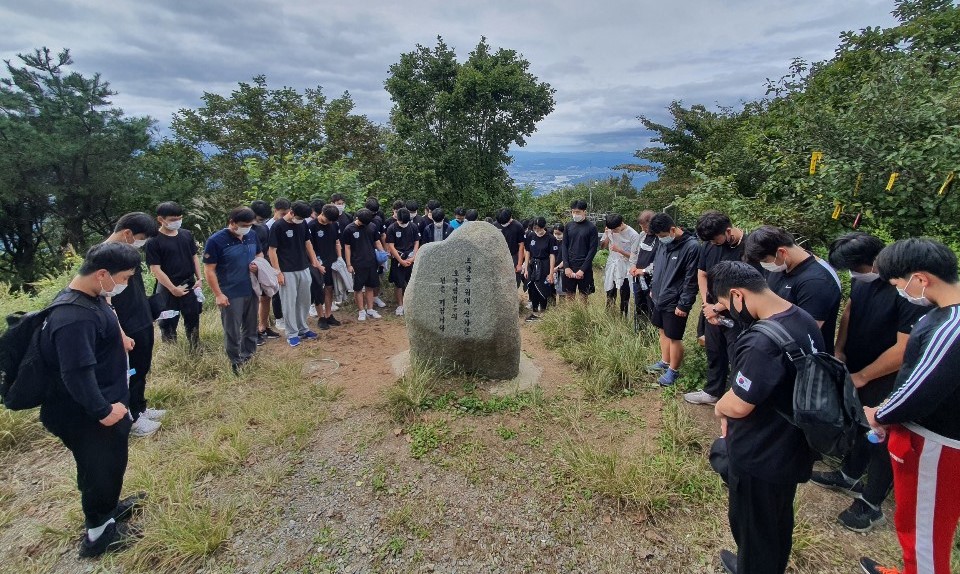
[708,261,823,574]
[807,233,929,534]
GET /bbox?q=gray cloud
[0,0,899,152]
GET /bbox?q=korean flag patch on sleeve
[735,371,752,392]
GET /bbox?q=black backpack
[750,319,869,458]
[0,291,103,410]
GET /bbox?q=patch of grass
[408,419,450,459]
[127,498,236,572]
[385,359,446,421]
[495,424,518,440]
[0,408,45,453]
[444,388,544,415]
[558,401,724,515]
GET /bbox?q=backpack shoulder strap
[47,292,108,334]
[750,320,806,362]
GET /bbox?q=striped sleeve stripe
[879,307,960,419]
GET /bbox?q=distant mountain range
[506,151,658,196]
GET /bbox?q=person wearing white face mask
[808,233,929,535]
[37,242,145,557]
[859,238,960,574]
[744,225,842,355]
[203,207,263,374]
[384,207,421,316]
[561,199,599,299]
[146,202,204,349]
[104,213,166,438]
[268,201,322,348]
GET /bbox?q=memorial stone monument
[404,222,521,379]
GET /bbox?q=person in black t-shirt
[39,242,144,557]
[104,213,165,438]
[709,261,821,574]
[522,217,557,319]
[744,225,842,354]
[496,208,527,289]
[308,202,343,329]
[384,208,420,316]
[684,211,748,406]
[145,201,203,349]
[381,200,405,244]
[422,207,454,244]
[269,201,322,347]
[562,199,599,298]
[342,208,386,321]
[249,200,281,343]
[331,193,352,231]
[805,233,928,534]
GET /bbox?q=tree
[385,37,555,213]
[0,48,152,284]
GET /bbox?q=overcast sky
[1,0,898,152]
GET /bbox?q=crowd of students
[27,194,960,572]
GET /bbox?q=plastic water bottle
[867,428,886,444]
[638,275,648,291]
[158,310,180,320]
[194,287,205,304]
[718,318,736,328]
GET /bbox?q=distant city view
[506,151,657,196]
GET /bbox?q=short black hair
[310,199,326,216]
[465,209,478,221]
[605,213,624,230]
[426,199,441,211]
[496,208,512,225]
[552,223,564,233]
[250,200,271,219]
[291,201,312,219]
[397,208,411,224]
[454,207,466,216]
[330,193,345,203]
[405,200,419,212]
[570,199,587,210]
[876,238,959,283]
[484,216,495,224]
[533,216,547,230]
[432,208,445,222]
[321,204,340,222]
[79,242,143,275]
[708,261,769,300]
[695,210,732,241]
[229,207,256,224]
[156,201,183,217]
[356,208,374,226]
[393,200,405,210]
[828,232,886,271]
[743,225,796,263]
[273,198,292,211]
[114,212,157,237]
[365,197,380,213]
[648,213,675,235]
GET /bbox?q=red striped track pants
[889,425,960,573]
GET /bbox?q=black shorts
[353,265,380,291]
[562,267,595,295]
[309,267,325,305]
[651,307,689,340]
[390,261,413,289]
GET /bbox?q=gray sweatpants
[279,268,312,338]
[219,294,258,366]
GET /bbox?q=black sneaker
[809,470,864,495]
[263,328,281,339]
[859,556,900,574]
[326,315,341,327]
[256,332,267,346]
[524,314,541,322]
[317,317,330,331]
[719,549,737,573]
[78,521,140,558]
[114,492,147,522]
[839,498,885,533]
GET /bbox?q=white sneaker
[366,309,382,319]
[395,306,404,316]
[130,416,161,437]
[374,297,387,308]
[526,301,533,310]
[357,311,367,322]
[331,303,340,312]
[683,390,719,405]
[308,306,318,317]
[141,408,167,420]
